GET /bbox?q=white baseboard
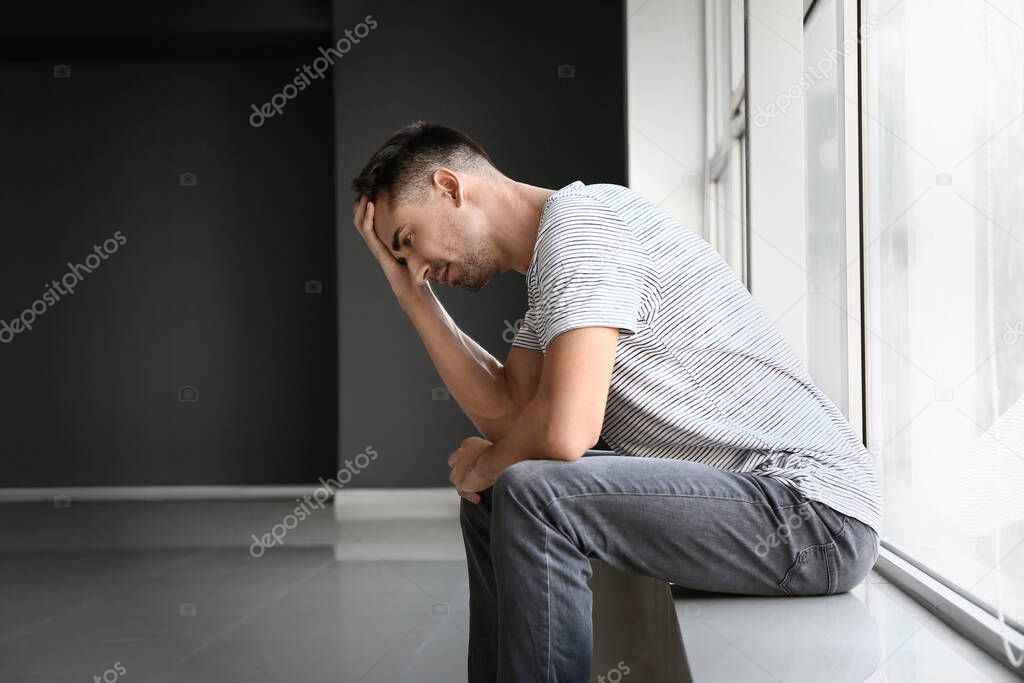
[333,487,460,521]
[0,485,463,522]
[0,486,325,502]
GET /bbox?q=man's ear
[433,168,463,207]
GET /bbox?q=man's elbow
[542,422,600,461]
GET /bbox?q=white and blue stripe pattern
[512,180,883,535]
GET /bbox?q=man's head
[351,121,505,292]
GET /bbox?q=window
[862,0,1024,637]
[803,0,854,417]
[705,0,747,281]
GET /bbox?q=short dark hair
[350,121,498,205]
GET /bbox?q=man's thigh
[492,452,841,596]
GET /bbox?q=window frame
[704,0,749,285]
[802,0,866,433]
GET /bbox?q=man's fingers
[352,195,367,227]
[449,462,464,486]
[354,201,396,265]
[449,445,483,504]
[355,199,374,238]
[450,461,476,501]
[448,448,469,481]
[455,487,480,504]
[352,196,377,242]
[364,200,375,234]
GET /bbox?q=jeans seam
[834,515,850,541]
[495,478,563,681]
[538,491,773,515]
[810,501,850,542]
[779,546,807,595]
[543,525,552,682]
[826,542,838,594]
[775,501,816,511]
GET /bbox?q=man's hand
[448,436,496,504]
[352,195,428,305]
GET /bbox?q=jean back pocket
[778,540,839,596]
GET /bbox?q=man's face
[371,187,501,292]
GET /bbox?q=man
[350,121,881,683]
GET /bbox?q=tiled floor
[0,500,1019,682]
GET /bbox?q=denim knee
[493,461,564,535]
[492,460,555,510]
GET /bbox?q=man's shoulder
[542,181,633,214]
[533,193,634,278]
[537,183,634,244]
[542,182,691,241]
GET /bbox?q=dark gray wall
[333,0,627,487]
[0,2,338,486]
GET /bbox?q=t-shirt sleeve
[510,305,543,352]
[532,194,656,351]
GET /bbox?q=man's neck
[488,178,557,275]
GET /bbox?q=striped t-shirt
[512,180,883,535]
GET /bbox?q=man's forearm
[475,394,591,481]
[400,287,518,440]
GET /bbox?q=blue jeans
[459,450,880,683]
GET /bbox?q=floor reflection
[0,501,1017,682]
